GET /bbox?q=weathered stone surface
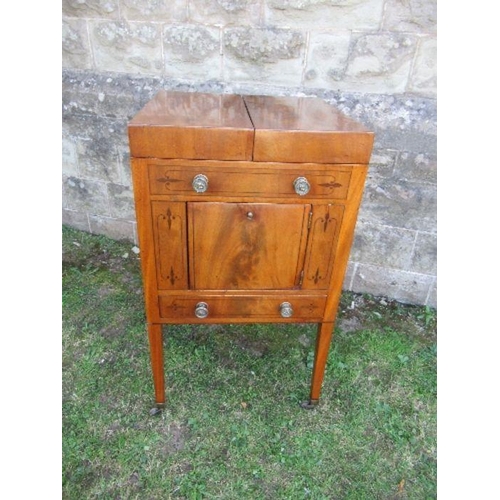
[303,32,351,88]
[89,216,136,241]
[351,222,416,270]
[265,0,384,30]
[189,0,261,25]
[63,209,90,232]
[396,151,436,184]
[410,232,436,275]
[343,261,356,290]
[426,278,437,308]
[164,25,221,79]
[62,19,92,70]
[383,0,437,33]
[62,137,79,177]
[352,263,435,305]
[408,36,437,97]
[63,176,110,216]
[324,93,437,154]
[90,21,162,74]
[120,0,187,21]
[63,0,119,18]
[223,27,305,84]
[360,178,436,232]
[64,114,124,183]
[63,89,140,120]
[108,184,135,220]
[336,33,418,93]
[367,149,397,179]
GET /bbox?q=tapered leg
[302,322,335,409]
[147,323,165,408]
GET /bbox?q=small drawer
[158,294,327,323]
[148,162,352,200]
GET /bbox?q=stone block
[396,151,436,184]
[120,0,187,21]
[410,231,436,275]
[342,261,356,290]
[63,0,119,18]
[89,216,135,241]
[303,32,351,88]
[70,116,123,183]
[352,263,435,305]
[223,27,305,85]
[63,137,79,177]
[383,0,437,33]
[163,25,221,79]
[367,149,397,179]
[63,209,90,232]
[426,278,437,308]
[63,176,110,216]
[359,178,436,232]
[408,36,437,97]
[328,93,436,154]
[62,19,92,70]
[108,183,136,220]
[336,33,418,93]
[351,222,416,270]
[265,0,384,30]
[189,0,261,25]
[90,20,162,74]
[63,88,140,120]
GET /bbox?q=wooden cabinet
[128,91,374,409]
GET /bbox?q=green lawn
[62,225,437,499]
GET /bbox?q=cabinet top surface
[243,95,370,133]
[129,90,254,130]
[128,91,374,163]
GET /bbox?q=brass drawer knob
[293,176,310,196]
[280,302,293,318]
[192,174,209,193]
[195,302,209,319]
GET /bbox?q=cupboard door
[188,202,311,290]
[151,202,188,290]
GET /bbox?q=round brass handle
[192,174,209,193]
[280,302,293,318]
[293,177,310,196]
[195,302,209,319]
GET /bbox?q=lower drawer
[158,293,327,323]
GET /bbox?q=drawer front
[148,163,352,200]
[158,294,327,323]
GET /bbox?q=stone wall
[62,0,437,307]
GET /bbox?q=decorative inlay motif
[152,201,187,289]
[303,204,344,289]
[156,173,183,190]
[318,178,342,191]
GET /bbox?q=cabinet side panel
[151,202,188,290]
[131,158,160,322]
[323,166,369,321]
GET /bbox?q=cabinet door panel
[151,202,188,290]
[302,204,344,289]
[188,203,311,290]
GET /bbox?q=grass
[62,225,437,499]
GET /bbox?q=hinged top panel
[128,90,254,161]
[244,95,374,164]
